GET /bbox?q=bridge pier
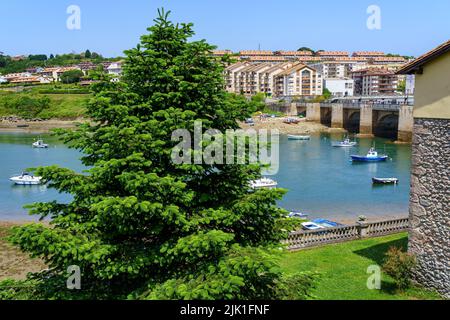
[398,105,414,142]
[331,104,344,128]
[288,103,298,116]
[359,104,374,137]
[306,103,321,122]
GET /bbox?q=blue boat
[312,219,344,228]
[351,148,388,162]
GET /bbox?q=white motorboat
[10,173,43,185]
[332,138,357,148]
[32,139,49,148]
[250,178,278,189]
[288,135,311,141]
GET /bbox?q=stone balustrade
[285,217,410,251]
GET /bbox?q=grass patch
[280,233,442,300]
[39,94,89,119]
[0,92,90,119]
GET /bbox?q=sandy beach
[239,116,347,135]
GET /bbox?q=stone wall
[409,118,450,298]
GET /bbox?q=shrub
[275,272,318,300]
[382,247,416,291]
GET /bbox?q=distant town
[1,49,415,100]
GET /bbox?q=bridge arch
[344,110,360,133]
[374,113,399,139]
[320,107,332,126]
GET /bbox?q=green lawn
[280,233,442,300]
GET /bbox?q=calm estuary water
[0,132,412,222]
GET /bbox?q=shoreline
[0,119,84,133]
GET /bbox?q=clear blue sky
[1,0,449,58]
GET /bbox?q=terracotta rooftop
[372,56,406,62]
[239,50,274,56]
[352,68,395,76]
[275,51,313,56]
[212,50,233,55]
[278,63,315,76]
[297,56,322,61]
[247,56,287,61]
[397,40,450,74]
[316,51,349,56]
[352,51,385,56]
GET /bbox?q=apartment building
[371,56,407,65]
[247,56,287,63]
[225,62,295,96]
[297,56,323,63]
[211,50,233,57]
[323,78,354,97]
[10,76,53,84]
[239,50,273,58]
[352,68,399,96]
[238,63,275,95]
[2,72,32,82]
[274,51,313,59]
[316,51,349,60]
[225,62,250,93]
[310,59,368,79]
[258,62,295,96]
[38,66,81,81]
[274,63,323,97]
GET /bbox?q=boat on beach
[351,148,388,162]
[372,177,399,185]
[284,117,301,124]
[288,135,311,141]
[250,178,278,189]
[301,222,325,231]
[312,219,344,228]
[32,139,49,148]
[9,172,43,185]
[332,138,357,148]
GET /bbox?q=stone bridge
[267,102,414,142]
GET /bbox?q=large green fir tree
[8,9,314,300]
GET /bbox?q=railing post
[357,222,369,238]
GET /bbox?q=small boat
[32,139,49,148]
[372,177,399,185]
[284,117,300,124]
[332,138,357,148]
[17,124,30,128]
[288,211,309,219]
[351,148,388,162]
[288,135,311,141]
[10,172,43,185]
[301,222,325,231]
[312,219,344,228]
[250,178,278,189]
